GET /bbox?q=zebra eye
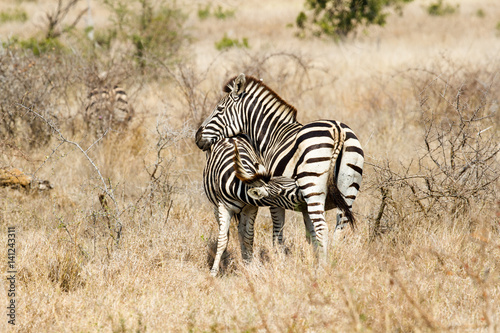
[217,105,224,111]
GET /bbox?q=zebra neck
[243,117,301,166]
[237,79,300,161]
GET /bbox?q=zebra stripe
[203,135,304,276]
[196,74,364,260]
[84,85,134,137]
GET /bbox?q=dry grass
[1,0,499,332]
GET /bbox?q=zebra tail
[328,181,356,228]
[232,141,268,187]
[329,123,356,228]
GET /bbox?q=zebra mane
[232,141,270,186]
[223,75,298,122]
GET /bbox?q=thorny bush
[0,50,74,148]
[368,67,499,237]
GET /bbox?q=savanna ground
[0,0,499,331]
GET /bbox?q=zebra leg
[296,163,331,260]
[239,205,258,262]
[211,203,233,277]
[301,210,316,245]
[270,207,286,245]
[332,212,349,245]
[308,202,328,261]
[299,181,329,260]
[237,212,246,254]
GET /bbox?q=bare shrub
[367,67,499,237]
[44,0,86,39]
[160,62,217,126]
[0,51,68,148]
[122,112,193,227]
[20,103,125,244]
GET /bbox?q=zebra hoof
[333,223,349,245]
[241,251,253,262]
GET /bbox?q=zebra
[84,85,134,137]
[203,134,305,276]
[196,74,364,261]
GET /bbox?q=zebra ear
[232,73,246,97]
[248,187,269,200]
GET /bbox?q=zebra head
[247,177,303,202]
[232,140,303,204]
[196,73,247,151]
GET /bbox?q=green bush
[296,0,413,40]
[103,0,188,68]
[198,4,235,20]
[2,36,66,56]
[215,34,249,51]
[198,5,210,20]
[93,28,117,51]
[213,5,235,19]
[0,8,28,24]
[426,0,458,16]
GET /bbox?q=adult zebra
[204,134,305,276]
[196,74,364,260]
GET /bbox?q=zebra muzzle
[195,126,210,151]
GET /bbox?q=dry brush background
[0,0,499,332]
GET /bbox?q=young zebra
[203,134,304,276]
[196,74,364,261]
[84,85,134,137]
